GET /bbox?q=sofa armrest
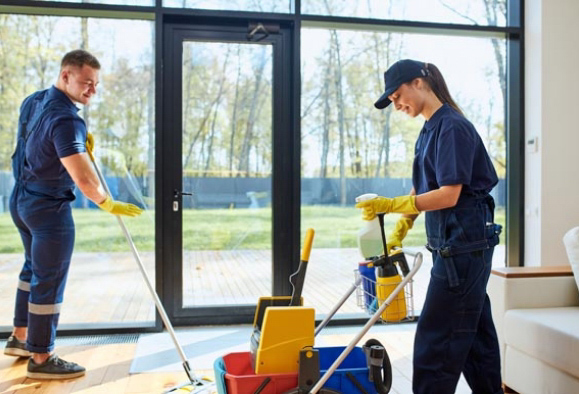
[488,265,579,378]
[490,266,578,310]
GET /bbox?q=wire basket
[354,268,415,323]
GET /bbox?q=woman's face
[388,79,425,117]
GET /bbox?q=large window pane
[302,0,507,27]
[300,26,506,317]
[0,14,155,329]
[163,0,292,13]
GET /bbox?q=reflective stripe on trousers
[9,184,75,354]
[412,194,504,394]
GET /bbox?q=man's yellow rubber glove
[98,196,143,217]
[387,217,414,254]
[86,132,95,162]
[355,195,419,221]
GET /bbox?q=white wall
[525,0,579,266]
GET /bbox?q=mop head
[164,376,214,393]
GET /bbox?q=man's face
[61,64,99,105]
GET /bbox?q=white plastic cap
[355,193,378,203]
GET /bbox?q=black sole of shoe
[26,370,85,380]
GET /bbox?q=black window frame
[0,0,524,337]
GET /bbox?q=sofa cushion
[564,226,579,293]
[504,307,579,379]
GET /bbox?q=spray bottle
[355,193,384,260]
[375,213,407,322]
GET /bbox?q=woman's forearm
[415,184,462,212]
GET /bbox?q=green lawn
[0,206,506,253]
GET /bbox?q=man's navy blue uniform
[10,86,87,354]
[412,104,503,394]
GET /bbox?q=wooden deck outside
[0,246,503,329]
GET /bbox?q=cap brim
[374,92,391,109]
[374,85,398,109]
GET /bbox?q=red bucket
[223,352,298,394]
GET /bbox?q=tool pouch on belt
[424,195,502,287]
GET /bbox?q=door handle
[173,189,194,212]
[174,189,194,199]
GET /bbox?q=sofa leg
[503,383,518,393]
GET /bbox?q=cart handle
[309,251,423,394]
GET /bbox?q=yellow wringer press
[250,228,316,375]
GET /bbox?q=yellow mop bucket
[250,229,316,375]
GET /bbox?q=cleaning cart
[214,213,423,394]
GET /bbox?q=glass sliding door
[180,41,273,308]
[161,20,295,325]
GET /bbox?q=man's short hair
[61,49,101,70]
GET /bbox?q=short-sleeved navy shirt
[412,104,498,196]
[19,86,87,191]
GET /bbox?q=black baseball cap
[374,59,429,109]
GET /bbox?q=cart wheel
[363,338,392,394]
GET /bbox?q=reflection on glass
[164,0,291,13]
[181,41,273,307]
[302,0,507,26]
[0,14,155,328]
[300,27,507,315]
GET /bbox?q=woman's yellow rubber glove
[355,195,419,220]
[387,217,414,254]
[98,196,143,217]
[86,132,95,162]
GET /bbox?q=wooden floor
[0,323,482,394]
[0,341,190,393]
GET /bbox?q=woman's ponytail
[423,63,463,116]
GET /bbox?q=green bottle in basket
[376,263,407,322]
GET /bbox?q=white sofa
[488,227,579,394]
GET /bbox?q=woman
[356,59,503,394]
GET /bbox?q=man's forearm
[60,152,107,204]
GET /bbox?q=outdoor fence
[0,171,506,212]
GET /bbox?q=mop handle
[90,158,192,373]
[314,275,361,337]
[290,228,315,306]
[309,251,423,394]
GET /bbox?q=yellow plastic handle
[300,228,315,261]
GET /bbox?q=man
[4,49,142,380]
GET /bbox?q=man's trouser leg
[9,189,33,329]
[22,204,75,354]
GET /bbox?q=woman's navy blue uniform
[10,86,87,354]
[412,104,503,394]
